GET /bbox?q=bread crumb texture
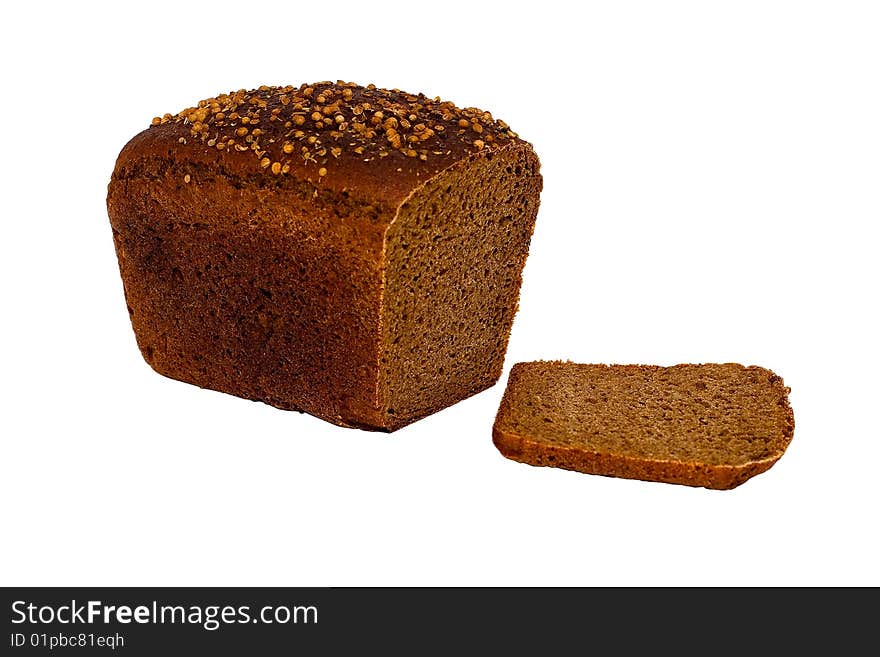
[493,362,795,489]
[149,81,521,176]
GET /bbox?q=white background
[2,1,877,586]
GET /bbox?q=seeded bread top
[114,81,531,206]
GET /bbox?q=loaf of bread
[106,82,542,431]
[493,362,794,489]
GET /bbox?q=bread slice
[492,362,794,489]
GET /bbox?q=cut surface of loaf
[493,362,794,489]
[107,82,542,431]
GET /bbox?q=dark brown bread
[107,82,542,431]
[493,362,794,489]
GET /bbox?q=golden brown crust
[492,361,795,490]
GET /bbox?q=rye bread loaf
[493,362,794,489]
[107,82,542,431]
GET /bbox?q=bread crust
[492,427,783,489]
[114,82,530,209]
